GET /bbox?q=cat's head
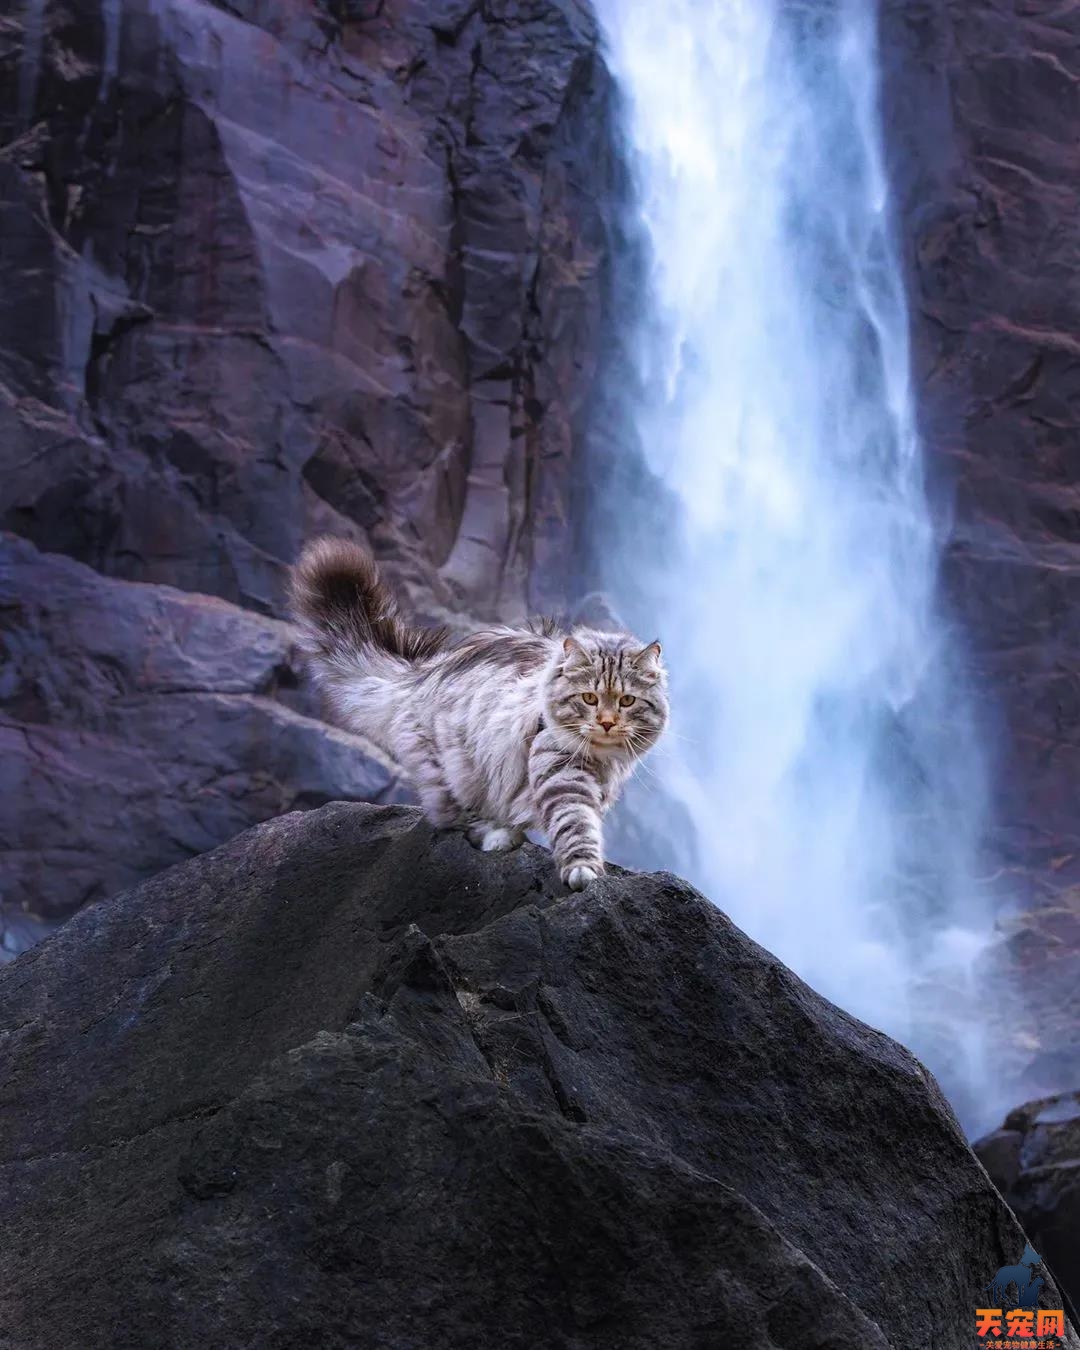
[545,629,668,758]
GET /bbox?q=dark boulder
[1,802,1072,1348]
[976,1090,1080,1320]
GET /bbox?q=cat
[289,538,668,889]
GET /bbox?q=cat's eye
[619,694,636,708]
[581,692,598,705]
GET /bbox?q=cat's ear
[562,636,587,665]
[633,640,662,668]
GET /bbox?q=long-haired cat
[289,538,668,889]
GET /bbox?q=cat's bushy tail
[289,538,448,680]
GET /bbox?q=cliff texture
[0,0,616,949]
[882,0,1080,901]
[879,0,1080,1101]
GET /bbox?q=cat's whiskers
[622,732,660,780]
[659,728,697,747]
[569,731,593,771]
[623,756,655,788]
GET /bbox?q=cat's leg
[418,779,463,828]
[528,735,605,890]
[465,821,526,853]
[404,729,463,828]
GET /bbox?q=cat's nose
[598,716,617,732]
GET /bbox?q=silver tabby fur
[290,538,669,889]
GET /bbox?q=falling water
[594,1,1001,1128]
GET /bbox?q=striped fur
[290,538,668,890]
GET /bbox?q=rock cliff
[878,0,1080,1103]
[881,0,1080,904]
[0,0,619,948]
[3,802,1074,1348]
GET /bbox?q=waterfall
[594,0,1002,1130]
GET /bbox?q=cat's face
[546,630,668,757]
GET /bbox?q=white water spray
[595,1,1000,1127]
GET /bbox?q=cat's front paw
[562,863,603,891]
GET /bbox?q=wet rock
[3,800,1072,1348]
[975,1090,1080,1319]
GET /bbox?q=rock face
[880,1,1080,903]
[877,0,1080,1117]
[0,533,404,948]
[975,1090,1080,1321]
[1,802,1074,1349]
[0,0,618,946]
[991,887,1080,1097]
[0,0,610,617]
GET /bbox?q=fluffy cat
[289,538,668,889]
